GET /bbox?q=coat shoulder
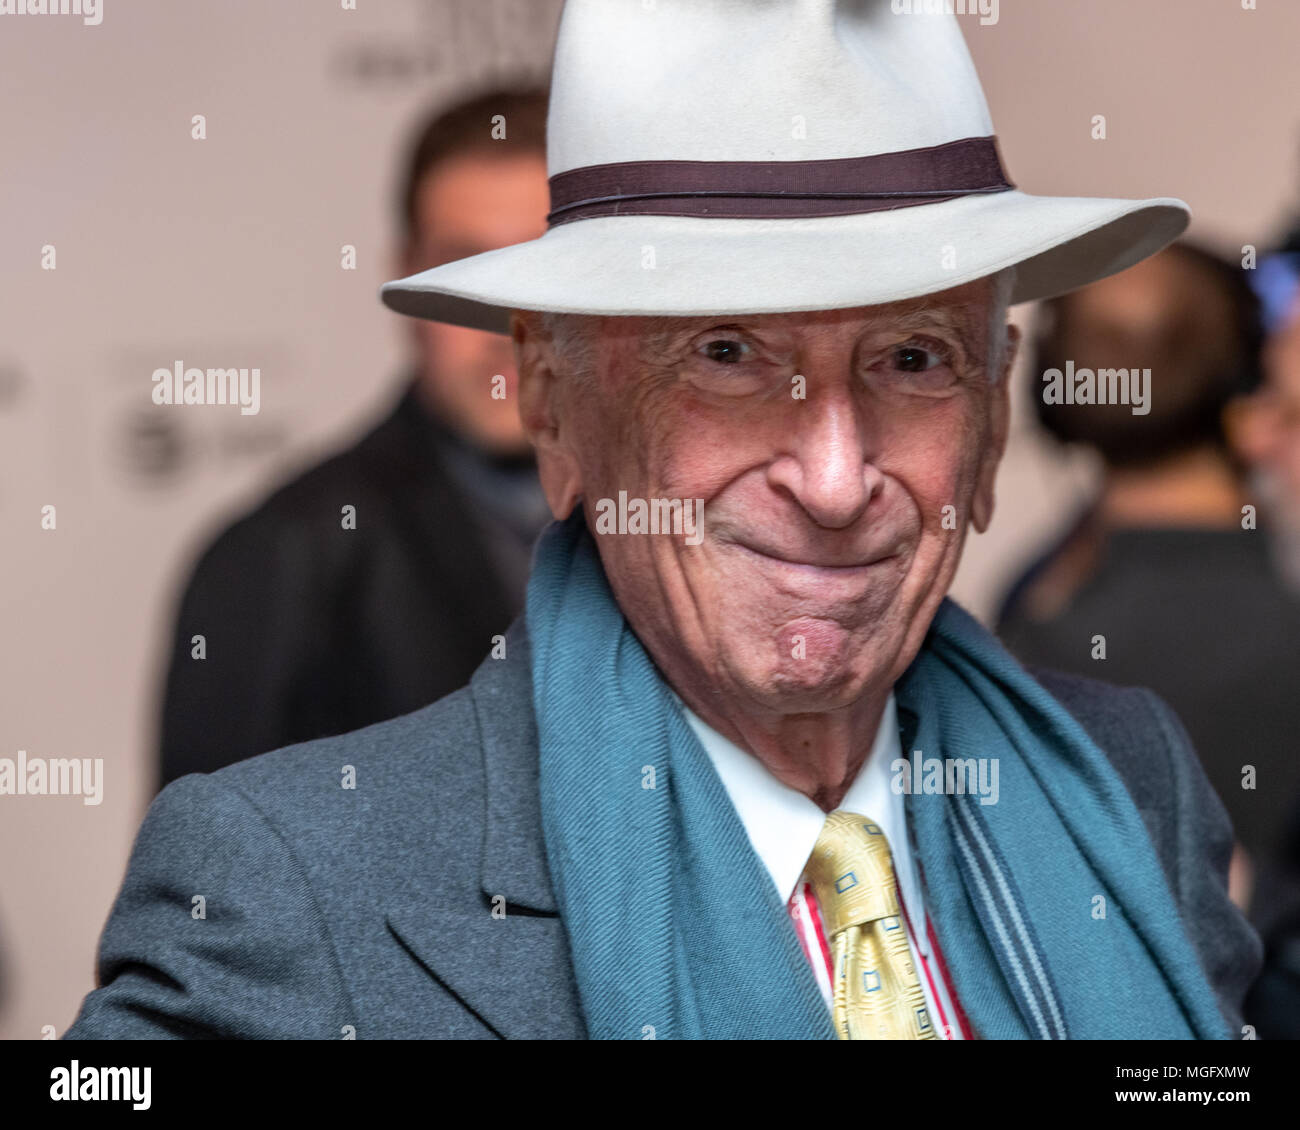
[198,681,488,892]
[191,623,533,890]
[1031,666,1175,808]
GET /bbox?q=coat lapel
[386,619,586,1038]
[384,905,583,1039]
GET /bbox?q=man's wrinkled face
[519,278,1015,715]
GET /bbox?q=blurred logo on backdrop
[105,346,291,489]
[331,0,558,86]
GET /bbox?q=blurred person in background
[156,86,553,789]
[1233,225,1300,1039]
[996,240,1300,926]
[1232,226,1300,593]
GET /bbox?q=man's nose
[765,381,884,529]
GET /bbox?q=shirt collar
[678,692,929,956]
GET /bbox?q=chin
[732,655,874,715]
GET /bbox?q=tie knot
[805,810,902,936]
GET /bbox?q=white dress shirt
[678,692,966,1038]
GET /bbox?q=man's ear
[971,321,1020,533]
[512,310,584,519]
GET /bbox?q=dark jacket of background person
[68,621,1261,1039]
[998,520,1300,871]
[158,378,548,787]
[1244,793,1300,1040]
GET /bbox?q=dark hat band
[546,136,1014,226]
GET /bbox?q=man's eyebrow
[880,305,981,363]
[885,306,971,337]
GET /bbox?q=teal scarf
[527,512,1229,1039]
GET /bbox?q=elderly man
[67,0,1258,1040]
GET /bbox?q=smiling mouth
[729,541,898,574]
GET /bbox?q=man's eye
[700,338,752,364]
[892,344,943,372]
[866,340,960,396]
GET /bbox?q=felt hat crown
[381,0,1189,333]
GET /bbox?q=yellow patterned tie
[804,810,938,1040]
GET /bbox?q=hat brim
[380,190,1189,333]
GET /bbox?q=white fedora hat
[381,0,1189,334]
